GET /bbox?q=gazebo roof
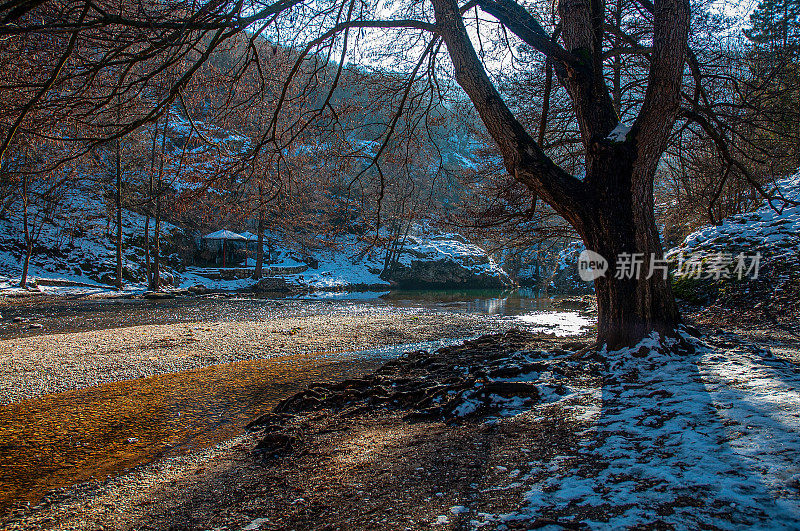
[203,229,247,241]
[239,231,259,241]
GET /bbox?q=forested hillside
[1,0,798,296]
[0,34,509,292]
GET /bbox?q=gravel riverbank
[0,312,510,404]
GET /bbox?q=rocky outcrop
[380,233,514,289]
[252,277,306,293]
[382,258,513,289]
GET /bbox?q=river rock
[379,232,514,289]
[188,284,210,295]
[143,291,176,300]
[253,277,304,293]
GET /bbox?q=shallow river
[0,289,587,339]
[0,289,593,513]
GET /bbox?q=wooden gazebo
[201,229,247,267]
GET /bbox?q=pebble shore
[0,312,509,404]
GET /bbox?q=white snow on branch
[606,123,631,142]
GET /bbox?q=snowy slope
[546,240,593,294]
[0,182,185,293]
[664,172,800,310]
[180,229,511,293]
[0,212,509,297]
[519,173,800,296]
[0,183,509,294]
[668,172,800,260]
[0,111,512,294]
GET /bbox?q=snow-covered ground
[179,228,510,293]
[465,331,800,529]
[282,246,387,290]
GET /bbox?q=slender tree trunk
[149,113,168,292]
[538,60,552,146]
[20,170,31,289]
[152,192,161,291]
[145,117,158,289]
[389,222,412,271]
[144,212,151,286]
[115,134,123,290]
[254,191,265,280]
[382,223,400,275]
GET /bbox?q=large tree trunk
[584,221,681,348]
[577,158,681,348]
[431,0,689,348]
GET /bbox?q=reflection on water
[379,288,588,317]
[515,311,595,336]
